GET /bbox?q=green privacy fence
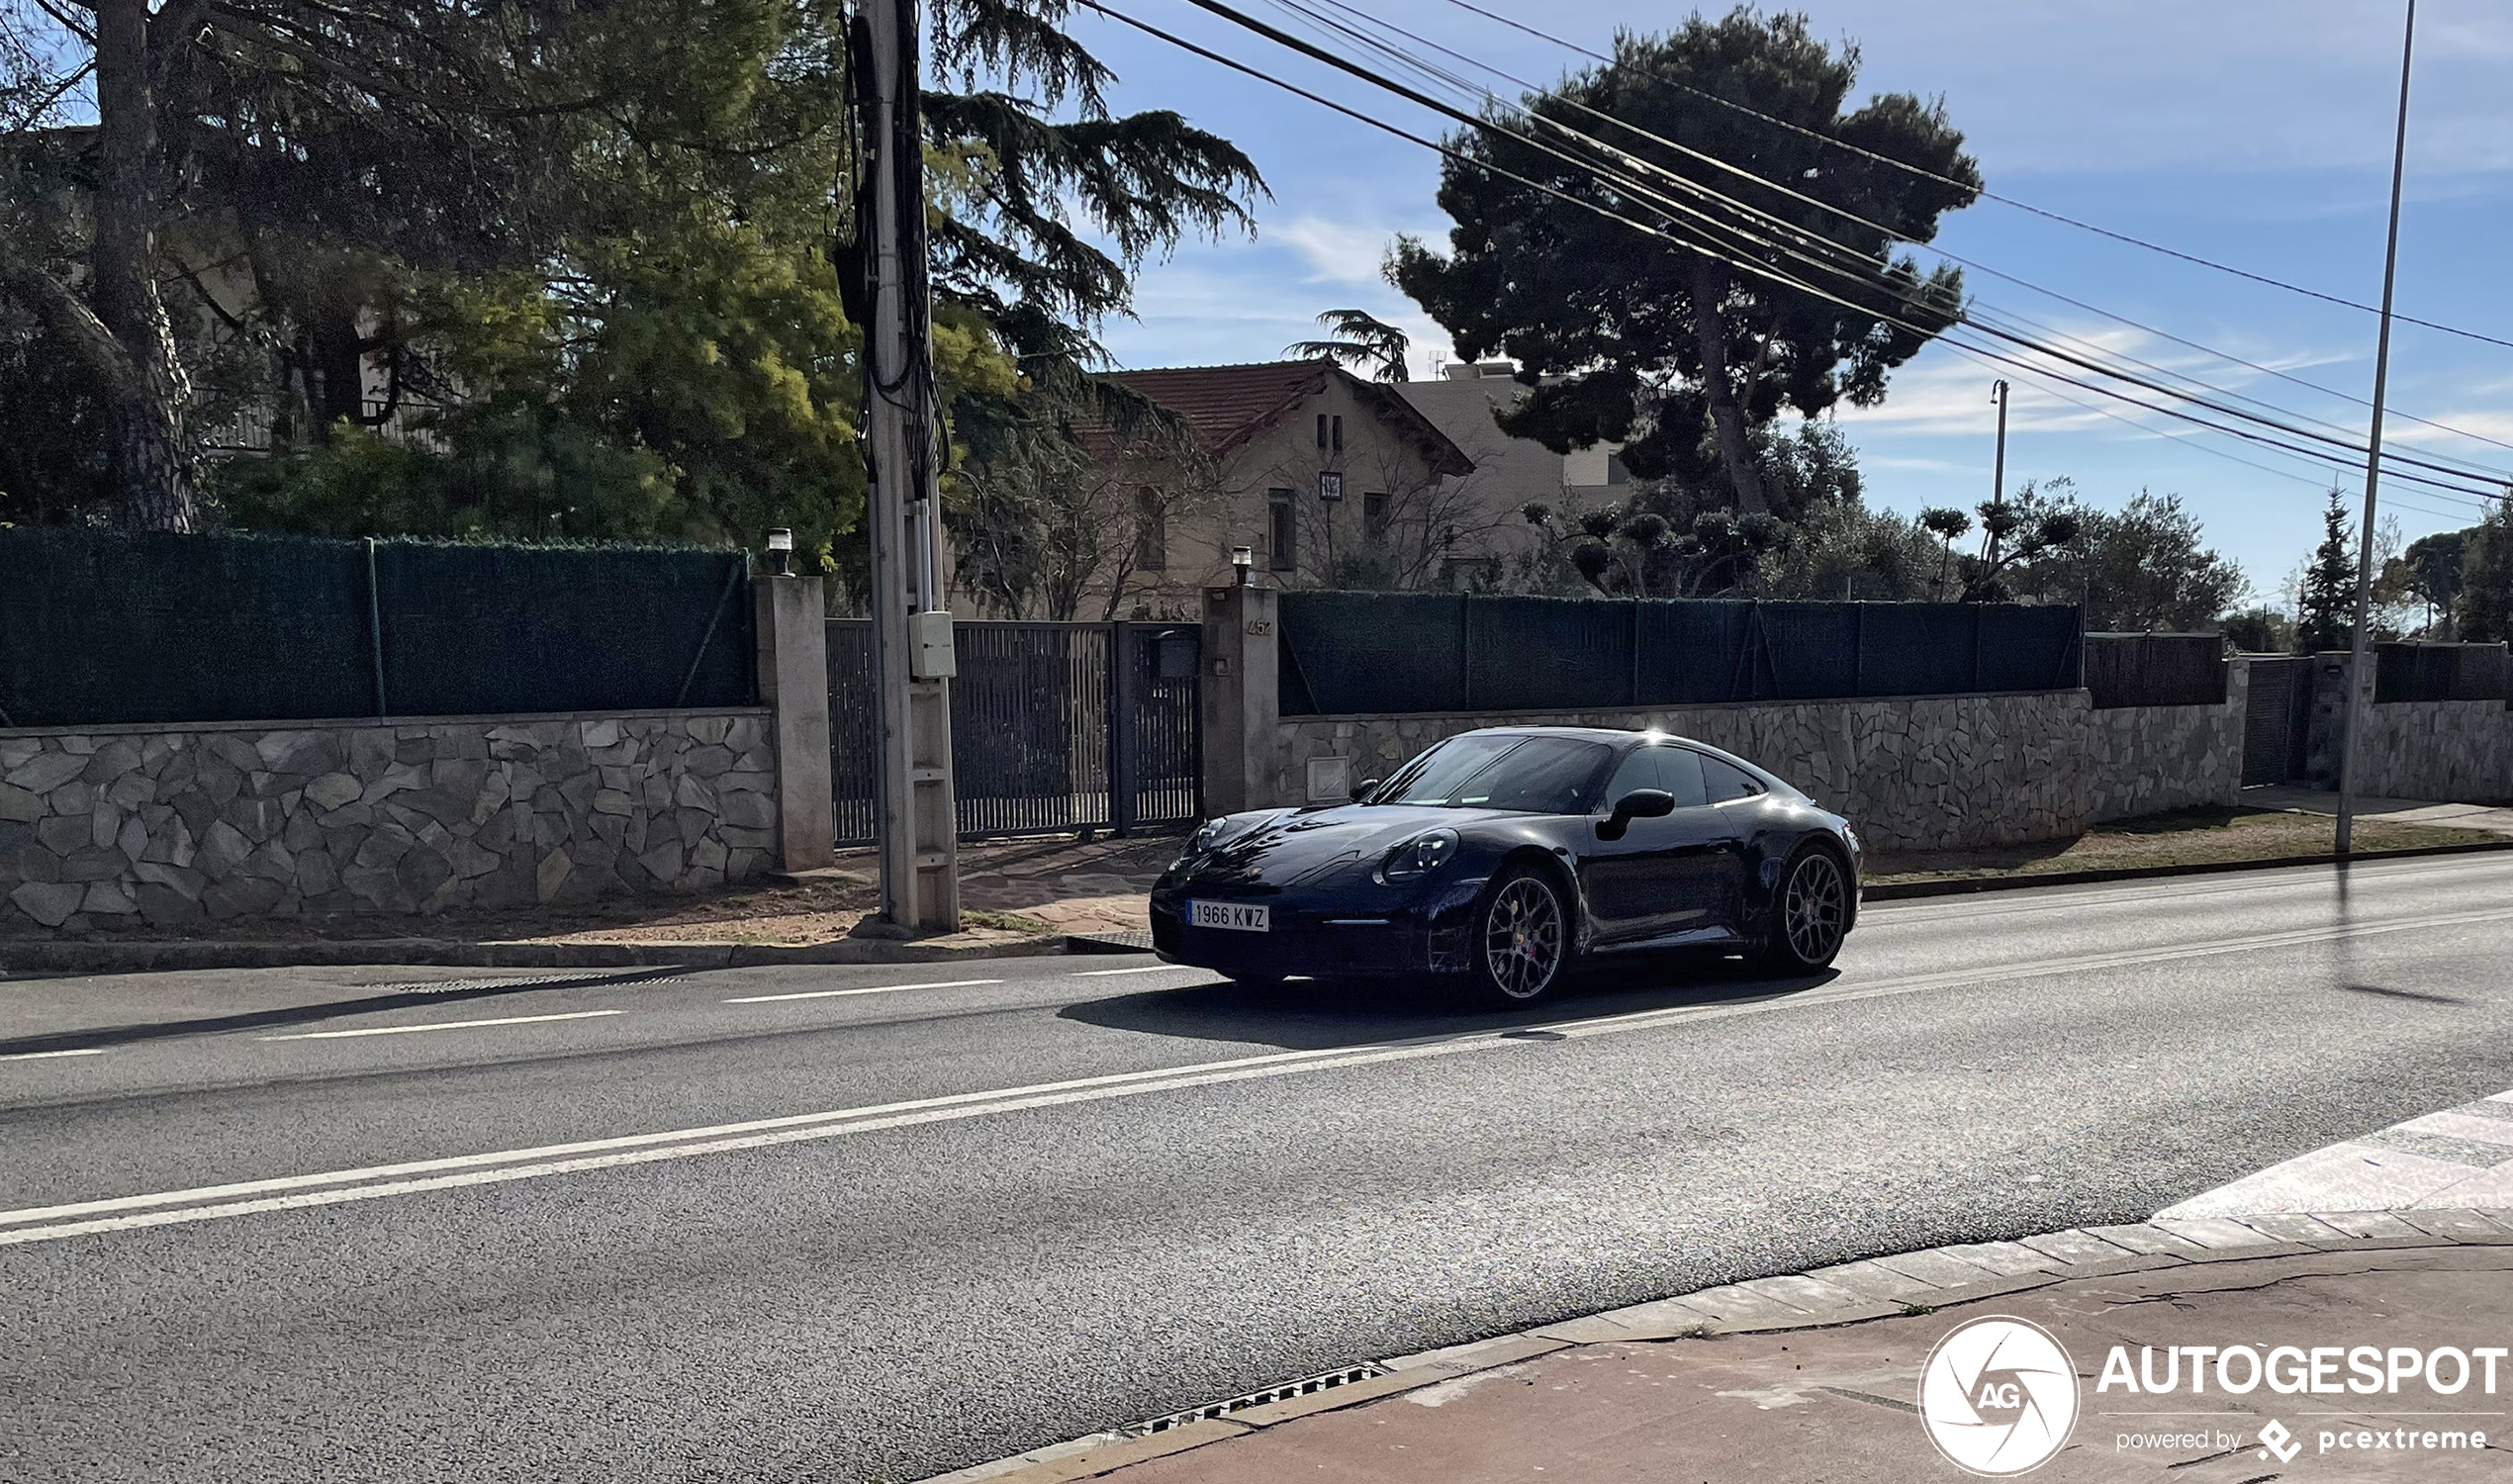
[2374,641,2511,704]
[1276,592,2085,717]
[0,528,754,729]
[2083,633,2227,709]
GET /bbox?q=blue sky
[1066,0,2513,604]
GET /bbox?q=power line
[1936,339,2481,525]
[1082,0,2502,510]
[1427,0,2513,355]
[1282,0,2513,475]
[1193,0,2507,501]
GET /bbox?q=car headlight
[1380,828,1459,881]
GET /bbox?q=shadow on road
[1059,956,1840,1050]
[0,969,684,1059]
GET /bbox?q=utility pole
[1986,379,2009,565]
[856,0,961,931]
[2337,0,2417,858]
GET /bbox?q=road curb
[914,1208,2513,1484]
[1864,837,2513,900]
[0,930,1067,977]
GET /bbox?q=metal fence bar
[830,618,1199,848]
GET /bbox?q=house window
[1316,414,1328,449]
[1267,488,1296,571]
[1607,453,1630,485]
[1134,487,1165,571]
[1362,491,1389,543]
[1331,415,1344,452]
[1317,471,1344,502]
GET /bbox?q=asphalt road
[5,856,2513,1483]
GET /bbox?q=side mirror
[1351,778,1382,802]
[1597,788,1675,840]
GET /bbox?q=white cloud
[1270,216,1403,285]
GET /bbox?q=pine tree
[2455,497,2513,643]
[2294,489,2360,652]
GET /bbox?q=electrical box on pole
[849,0,960,932]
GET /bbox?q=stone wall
[0,709,779,933]
[1270,690,2093,853]
[2082,662,2247,824]
[2296,652,2513,801]
[2355,700,2513,803]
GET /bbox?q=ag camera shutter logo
[1919,1316,2082,1475]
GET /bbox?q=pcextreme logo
[1918,1316,2082,1476]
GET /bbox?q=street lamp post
[2337,0,2418,857]
[1987,379,2009,566]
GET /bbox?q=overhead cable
[1180,0,2506,501]
[1279,0,2513,476]
[1427,0,2513,355]
[1080,0,2503,509]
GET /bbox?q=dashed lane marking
[257,1010,625,1041]
[722,978,1002,1004]
[0,1048,110,1062]
[1071,965,1192,976]
[6,900,2509,1248]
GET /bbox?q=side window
[1605,747,1662,802]
[1659,747,1709,807]
[1702,756,1764,804]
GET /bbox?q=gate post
[1107,622,1140,836]
[1200,584,1279,817]
[754,574,836,872]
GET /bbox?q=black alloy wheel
[1763,846,1850,972]
[1473,865,1567,1006]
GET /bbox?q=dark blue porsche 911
[1149,726,1861,1006]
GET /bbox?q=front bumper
[1148,878,1485,978]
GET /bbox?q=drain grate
[360,973,682,995]
[1066,930,1155,955]
[1127,1363,1391,1436]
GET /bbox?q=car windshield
[1375,735,1614,814]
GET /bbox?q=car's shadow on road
[1058,955,1841,1050]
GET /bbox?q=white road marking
[1867,857,2513,926]
[2161,1088,2513,1219]
[722,978,1003,1003]
[7,901,2509,1248]
[0,1048,110,1062]
[1071,965,1188,976]
[258,1010,624,1041]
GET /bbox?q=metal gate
[827,619,1200,845]
[2241,656,2312,787]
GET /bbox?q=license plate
[1189,900,1270,932]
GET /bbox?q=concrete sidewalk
[940,1081,2513,1484]
[2244,785,2513,838]
[951,1215,2513,1484]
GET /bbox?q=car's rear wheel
[1472,865,1568,1007]
[1761,845,1850,973]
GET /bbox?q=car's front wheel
[1472,864,1569,1007]
[1761,845,1850,973]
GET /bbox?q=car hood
[1175,803,1498,887]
